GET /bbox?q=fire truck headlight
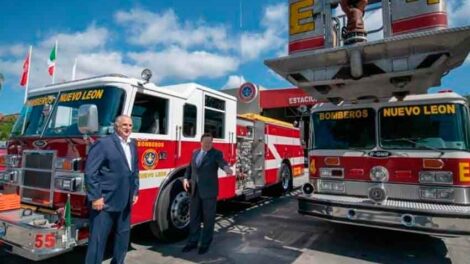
[0,171,6,181]
[5,155,21,168]
[420,187,454,201]
[420,188,437,199]
[437,189,454,200]
[0,170,20,184]
[435,171,453,184]
[55,175,83,192]
[318,180,345,193]
[419,171,435,183]
[419,171,453,184]
[370,166,389,182]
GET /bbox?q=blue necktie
[196,151,205,167]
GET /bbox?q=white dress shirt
[118,135,132,171]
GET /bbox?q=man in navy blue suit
[85,115,139,264]
[182,133,233,255]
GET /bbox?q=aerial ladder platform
[265,0,470,103]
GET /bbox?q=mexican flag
[48,44,56,76]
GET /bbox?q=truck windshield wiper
[382,137,444,156]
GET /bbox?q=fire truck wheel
[270,162,293,196]
[149,178,190,241]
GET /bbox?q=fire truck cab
[301,92,470,236]
[0,74,304,260]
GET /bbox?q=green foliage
[0,118,16,140]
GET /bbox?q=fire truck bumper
[0,208,78,261]
[298,193,470,237]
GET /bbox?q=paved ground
[2,189,470,264]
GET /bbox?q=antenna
[239,0,243,29]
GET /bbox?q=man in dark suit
[85,115,139,264]
[182,133,233,255]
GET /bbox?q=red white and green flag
[48,44,57,76]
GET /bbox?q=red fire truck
[0,75,304,260]
[266,0,470,236]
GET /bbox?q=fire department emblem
[32,140,47,148]
[142,149,159,170]
[238,82,258,104]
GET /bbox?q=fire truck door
[252,121,266,187]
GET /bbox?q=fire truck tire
[272,162,293,196]
[149,178,190,241]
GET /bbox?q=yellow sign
[319,109,369,121]
[309,159,316,175]
[459,162,470,182]
[27,96,55,107]
[290,0,315,35]
[137,141,165,148]
[139,170,167,179]
[59,89,104,102]
[406,0,440,5]
[382,104,455,117]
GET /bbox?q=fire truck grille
[24,152,54,170]
[21,151,55,206]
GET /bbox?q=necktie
[196,151,205,166]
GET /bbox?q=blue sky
[0,0,469,114]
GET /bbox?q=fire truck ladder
[265,0,470,102]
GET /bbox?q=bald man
[85,115,139,264]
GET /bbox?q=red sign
[259,88,317,109]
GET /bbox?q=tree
[0,116,17,140]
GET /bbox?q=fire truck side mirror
[78,104,99,134]
[298,120,306,149]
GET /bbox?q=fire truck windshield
[11,86,125,137]
[312,108,376,149]
[11,93,58,136]
[379,103,470,151]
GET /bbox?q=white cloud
[221,75,247,89]
[0,26,137,90]
[115,9,233,51]
[448,0,470,27]
[40,25,109,52]
[240,3,287,61]
[73,52,142,80]
[0,44,27,57]
[127,46,239,82]
[262,3,288,30]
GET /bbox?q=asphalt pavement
[2,189,470,264]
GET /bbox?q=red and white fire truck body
[0,75,304,260]
[299,92,470,236]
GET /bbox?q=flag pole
[24,45,32,104]
[72,57,77,81]
[52,40,58,84]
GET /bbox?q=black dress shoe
[182,243,197,252]
[198,246,209,255]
